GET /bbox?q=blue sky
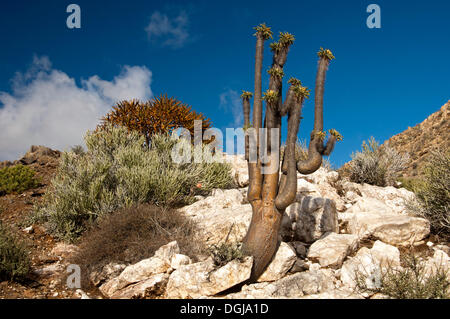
[0,0,449,166]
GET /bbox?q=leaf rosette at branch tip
[269,42,282,52]
[253,23,273,40]
[278,32,295,46]
[262,90,278,104]
[293,85,310,99]
[318,47,335,60]
[329,129,343,141]
[288,77,302,86]
[267,67,285,78]
[314,130,327,141]
[240,91,253,99]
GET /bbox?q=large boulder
[424,250,450,281]
[295,179,322,199]
[223,154,249,187]
[90,263,127,287]
[99,241,179,298]
[340,241,401,289]
[297,167,339,185]
[282,196,338,243]
[165,256,253,299]
[107,273,170,299]
[297,169,346,211]
[348,211,430,246]
[179,189,252,245]
[337,179,415,215]
[227,268,336,298]
[345,197,393,215]
[358,184,416,215]
[257,242,297,282]
[298,289,364,299]
[19,145,60,165]
[307,233,359,268]
[170,254,192,270]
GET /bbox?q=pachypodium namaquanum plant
[240,24,342,281]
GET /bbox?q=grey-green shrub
[355,253,449,299]
[348,137,409,186]
[410,149,449,238]
[37,125,233,242]
[209,242,244,266]
[70,145,85,156]
[0,222,31,281]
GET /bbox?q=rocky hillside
[94,156,450,299]
[0,146,85,299]
[384,101,449,177]
[1,150,449,299]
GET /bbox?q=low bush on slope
[0,222,31,281]
[406,149,449,239]
[71,204,206,289]
[356,253,449,299]
[346,137,409,187]
[0,165,39,195]
[35,124,233,242]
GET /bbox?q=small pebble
[22,225,34,234]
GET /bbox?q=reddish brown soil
[0,151,102,299]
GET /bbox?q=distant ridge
[384,101,449,177]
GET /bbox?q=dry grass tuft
[71,204,207,289]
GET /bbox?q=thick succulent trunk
[242,202,283,281]
[247,35,264,203]
[296,58,334,174]
[241,25,337,282]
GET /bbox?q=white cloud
[219,89,243,128]
[145,10,189,49]
[0,56,152,161]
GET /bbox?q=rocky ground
[0,149,449,299]
[0,146,96,299]
[92,155,450,299]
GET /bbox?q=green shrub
[398,176,425,193]
[348,137,409,186]
[36,124,233,242]
[0,222,31,281]
[0,165,39,195]
[209,241,244,267]
[356,253,449,299]
[410,149,450,239]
